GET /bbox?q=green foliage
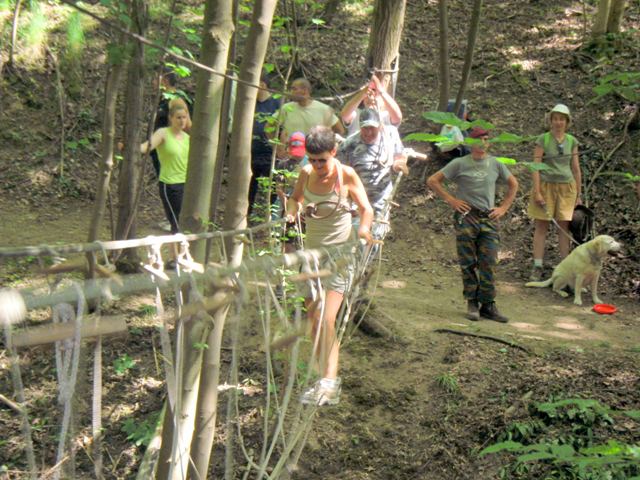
[137,304,156,317]
[121,412,160,447]
[591,71,640,103]
[435,372,460,395]
[23,0,47,50]
[65,10,85,58]
[165,62,192,79]
[481,397,640,479]
[113,354,136,375]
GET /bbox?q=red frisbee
[592,303,617,315]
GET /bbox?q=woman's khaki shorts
[527,181,577,221]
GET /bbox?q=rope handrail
[9,241,359,311]
[0,220,285,259]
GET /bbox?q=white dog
[525,235,621,306]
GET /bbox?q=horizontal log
[12,315,128,348]
[287,269,332,282]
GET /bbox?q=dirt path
[2,197,637,351]
[1,196,638,480]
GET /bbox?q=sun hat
[359,108,381,128]
[288,131,306,157]
[550,104,571,123]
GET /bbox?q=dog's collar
[588,248,602,266]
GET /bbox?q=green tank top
[157,128,189,184]
[537,132,578,183]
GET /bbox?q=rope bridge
[0,184,399,478]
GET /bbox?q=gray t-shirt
[439,154,513,211]
[337,127,403,213]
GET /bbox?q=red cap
[288,131,306,157]
[469,127,490,139]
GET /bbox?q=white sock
[320,377,339,388]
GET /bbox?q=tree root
[434,328,531,354]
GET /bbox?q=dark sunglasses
[309,157,329,165]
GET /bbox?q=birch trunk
[155,0,234,478]
[187,2,277,477]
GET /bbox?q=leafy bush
[481,398,640,479]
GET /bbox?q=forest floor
[1,0,640,478]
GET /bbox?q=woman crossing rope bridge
[285,126,374,406]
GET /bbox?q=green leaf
[404,133,450,143]
[263,63,275,73]
[490,133,528,144]
[496,157,517,165]
[280,44,293,53]
[550,444,575,459]
[517,451,556,463]
[521,161,551,172]
[623,410,640,420]
[422,111,470,130]
[480,440,523,456]
[469,119,495,130]
[593,84,614,97]
[311,18,325,25]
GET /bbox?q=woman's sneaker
[300,378,341,406]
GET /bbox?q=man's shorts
[527,181,577,221]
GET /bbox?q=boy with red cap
[427,127,518,323]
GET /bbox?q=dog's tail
[525,278,553,288]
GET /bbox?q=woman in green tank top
[141,98,191,234]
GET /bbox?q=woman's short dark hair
[305,126,335,154]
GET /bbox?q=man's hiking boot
[466,300,480,321]
[479,302,509,323]
[300,378,341,406]
[529,266,545,282]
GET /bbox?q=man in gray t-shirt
[427,127,518,323]
[337,108,407,216]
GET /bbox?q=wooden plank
[12,315,128,348]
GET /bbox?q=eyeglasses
[309,157,329,165]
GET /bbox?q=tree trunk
[179,0,234,263]
[208,0,240,232]
[87,40,126,250]
[366,0,406,93]
[606,0,626,33]
[453,0,482,115]
[115,0,147,269]
[187,1,277,474]
[154,0,234,478]
[85,36,126,480]
[437,0,450,112]
[323,0,341,23]
[592,0,611,38]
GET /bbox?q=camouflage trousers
[454,213,500,303]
